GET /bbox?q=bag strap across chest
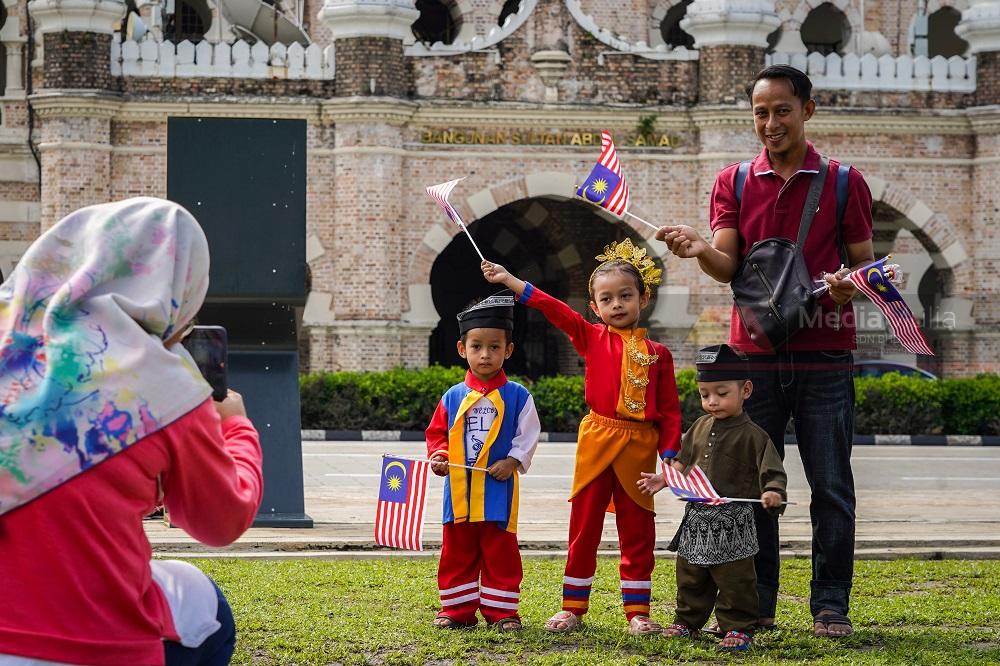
[734,157,850,253]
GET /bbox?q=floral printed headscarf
[0,197,212,516]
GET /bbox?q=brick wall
[697,45,765,105]
[42,33,112,90]
[333,37,410,97]
[121,77,334,97]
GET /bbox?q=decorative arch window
[164,0,211,43]
[800,2,851,55]
[498,0,520,27]
[413,0,461,46]
[927,7,968,57]
[659,0,695,49]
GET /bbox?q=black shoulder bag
[730,157,829,351]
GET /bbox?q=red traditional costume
[518,280,682,621]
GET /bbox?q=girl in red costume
[481,239,682,636]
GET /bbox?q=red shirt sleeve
[161,400,263,547]
[520,282,594,356]
[654,347,682,459]
[842,166,874,244]
[426,400,450,460]
[709,163,741,233]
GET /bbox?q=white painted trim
[767,51,976,93]
[564,0,699,60]
[317,1,419,43]
[0,201,39,223]
[405,0,535,56]
[28,0,126,34]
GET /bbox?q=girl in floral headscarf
[0,197,263,665]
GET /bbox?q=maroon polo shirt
[709,142,873,353]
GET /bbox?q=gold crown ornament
[590,238,663,294]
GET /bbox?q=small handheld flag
[576,131,658,231]
[848,257,934,356]
[663,462,728,505]
[426,177,486,262]
[375,455,429,550]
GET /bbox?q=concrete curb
[301,430,1000,446]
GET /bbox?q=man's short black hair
[745,65,813,106]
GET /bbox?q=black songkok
[457,290,515,335]
[695,344,749,382]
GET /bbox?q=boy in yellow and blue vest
[426,290,541,632]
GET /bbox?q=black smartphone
[182,325,228,402]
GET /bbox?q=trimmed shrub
[300,367,1000,436]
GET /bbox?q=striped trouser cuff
[480,585,520,612]
[439,580,479,608]
[621,579,651,617]
[562,574,594,614]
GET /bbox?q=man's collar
[465,369,507,394]
[753,141,819,176]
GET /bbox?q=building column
[953,3,1000,374]
[308,0,423,372]
[681,0,779,105]
[27,0,124,229]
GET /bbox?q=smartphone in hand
[182,325,228,402]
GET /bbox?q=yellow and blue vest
[440,380,531,533]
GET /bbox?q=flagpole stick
[677,497,797,506]
[384,454,490,473]
[459,224,486,262]
[624,210,661,232]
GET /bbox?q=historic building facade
[0,0,997,377]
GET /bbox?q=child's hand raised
[637,471,666,495]
[481,261,510,284]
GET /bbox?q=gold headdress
[590,238,663,294]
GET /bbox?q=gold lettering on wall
[419,129,682,148]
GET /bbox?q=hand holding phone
[181,325,228,402]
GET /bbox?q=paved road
[145,441,1000,556]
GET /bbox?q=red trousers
[437,521,522,625]
[562,467,656,621]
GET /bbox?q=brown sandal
[433,615,472,630]
[494,617,522,632]
[813,611,853,638]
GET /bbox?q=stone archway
[401,170,662,330]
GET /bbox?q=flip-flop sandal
[627,615,662,636]
[813,611,853,638]
[543,610,582,633]
[706,620,776,636]
[432,615,473,630]
[718,630,753,652]
[494,617,523,632]
[662,623,699,639]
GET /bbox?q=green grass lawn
[194,558,1000,665]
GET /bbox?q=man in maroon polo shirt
[657,65,874,638]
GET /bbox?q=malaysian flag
[663,462,727,505]
[848,257,934,356]
[426,177,468,230]
[426,177,485,261]
[375,456,429,550]
[576,131,630,217]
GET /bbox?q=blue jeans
[743,350,856,619]
[163,581,236,666]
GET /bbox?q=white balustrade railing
[767,52,975,93]
[111,35,335,80]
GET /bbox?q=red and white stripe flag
[576,131,631,217]
[662,462,728,505]
[375,457,429,550]
[847,257,934,356]
[426,177,486,261]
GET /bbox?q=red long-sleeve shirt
[0,400,263,666]
[519,283,682,459]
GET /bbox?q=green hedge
[299,366,1000,436]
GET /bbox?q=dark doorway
[428,198,658,380]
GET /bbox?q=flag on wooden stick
[662,462,727,505]
[375,456,429,550]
